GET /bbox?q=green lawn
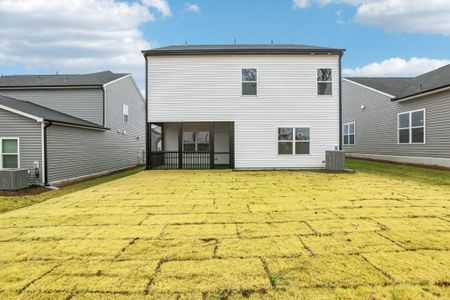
[0,160,449,299]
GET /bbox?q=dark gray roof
[346,77,413,97]
[346,64,450,101]
[0,71,128,88]
[0,95,107,129]
[143,44,345,56]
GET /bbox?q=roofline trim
[0,103,107,130]
[392,84,450,102]
[343,78,396,99]
[47,121,109,131]
[102,74,131,88]
[0,104,44,122]
[142,48,345,56]
[0,85,104,90]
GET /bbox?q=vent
[325,151,346,171]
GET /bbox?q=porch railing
[150,151,210,169]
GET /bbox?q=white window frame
[183,131,210,152]
[0,138,20,169]
[241,68,258,96]
[397,108,426,145]
[122,104,129,123]
[277,127,311,155]
[317,68,333,96]
[343,122,355,145]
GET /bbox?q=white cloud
[293,0,450,35]
[343,57,450,77]
[185,3,200,13]
[0,0,171,89]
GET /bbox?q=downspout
[338,53,343,151]
[102,86,106,127]
[145,55,150,169]
[43,121,52,186]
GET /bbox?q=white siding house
[144,45,344,169]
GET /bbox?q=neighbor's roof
[0,95,107,129]
[0,71,128,88]
[143,44,345,56]
[346,64,450,101]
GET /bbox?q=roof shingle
[0,95,107,129]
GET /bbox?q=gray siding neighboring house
[0,71,145,185]
[342,64,450,168]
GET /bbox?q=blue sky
[1,0,450,89]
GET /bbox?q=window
[0,138,19,169]
[343,122,355,145]
[123,104,129,123]
[398,109,425,144]
[242,68,257,96]
[317,68,332,95]
[278,127,310,155]
[183,132,210,152]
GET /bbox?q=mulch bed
[0,186,50,197]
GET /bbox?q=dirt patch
[0,185,50,197]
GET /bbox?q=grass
[0,167,143,214]
[0,159,449,299]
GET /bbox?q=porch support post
[178,122,183,169]
[147,123,151,169]
[209,122,214,169]
[230,122,235,169]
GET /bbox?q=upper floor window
[0,138,19,169]
[343,122,355,145]
[278,127,310,155]
[398,109,425,144]
[317,69,332,95]
[123,104,129,123]
[242,68,257,96]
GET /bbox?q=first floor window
[343,122,355,145]
[278,127,310,155]
[123,104,129,123]
[1,138,19,168]
[398,109,425,144]
[183,131,210,152]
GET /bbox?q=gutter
[142,49,345,57]
[145,55,150,169]
[392,84,450,102]
[43,121,52,186]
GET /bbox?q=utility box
[0,169,30,191]
[325,151,346,171]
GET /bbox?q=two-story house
[342,64,450,168]
[143,44,344,169]
[0,71,145,185]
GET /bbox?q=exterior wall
[342,80,450,161]
[0,109,43,184]
[0,88,103,125]
[46,76,145,183]
[148,55,341,169]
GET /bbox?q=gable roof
[0,95,107,130]
[0,71,128,88]
[143,44,345,56]
[346,64,450,101]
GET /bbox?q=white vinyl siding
[148,54,340,169]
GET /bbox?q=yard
[0,160,449,299]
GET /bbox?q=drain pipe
[43,121,52,186]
